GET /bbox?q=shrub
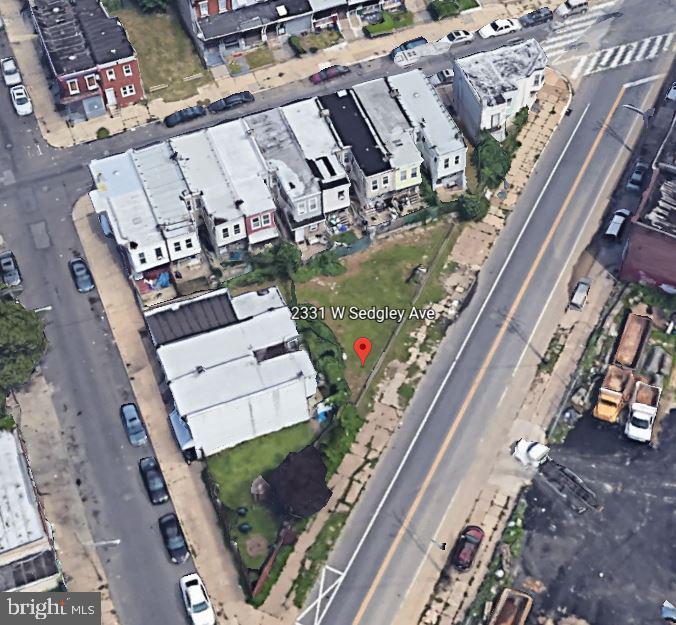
[137,0,169,11]
[456,194,489,222]
[473,133,511,190]
[96,127,110,139]
[363,10,413,37]
[428,0,478,20]
[289,35,306,56]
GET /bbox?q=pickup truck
[624,381,661,443]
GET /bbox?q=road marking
[298,106,589,625]
[349,90,630,625]
[623,73,665,87]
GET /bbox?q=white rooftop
[245,110,320,201]
[455,39,548,106]
[207,120,277,218]
[0,431,44,554]
[388,70,465,156]
[352,78,422,169]
[231,286,285,320]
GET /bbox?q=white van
[569,277,591,311]
[555,0,589,18]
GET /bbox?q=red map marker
[354,337,372,367]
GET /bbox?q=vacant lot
[107,2,212,101]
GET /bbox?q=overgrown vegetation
[96,127,110,139]
[289,35,306,56]
[363,10,414,37]
[428,0,478,20]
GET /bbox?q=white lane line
[300,104,592,625]
[623,73,665,88]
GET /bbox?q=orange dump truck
[614,313,652,369]
[487,589,533,625]
[593,364,634,423]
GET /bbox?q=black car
[0,250,22,287]
[208,91,255,113]
[68,257,94,293]
[163,105,207,128]
[139,457,169,505]
[519,6,553,27]
[159,513,190,564]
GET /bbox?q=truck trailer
[614,313,652,369]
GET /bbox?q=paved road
[0,0,672,623]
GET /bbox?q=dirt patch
[245,534,269,558]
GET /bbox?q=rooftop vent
[195,365,206,375]
[275,4,288,16]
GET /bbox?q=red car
[451,525,484,571]
[309,64,351,85]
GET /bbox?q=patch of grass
[299,28,342,51]
[406,362,420,378]
[398,383,415,406]
[108,3,211,101]
[538,330,567,375]
[0,414,15,431]
[363,10,414,37]
[428,0,478,20]
[332,231,359,245]
[227,60,243,75]
[292,512,349,607]
[249,545,294,607]
[246,45,274,70]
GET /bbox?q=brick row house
[31,0,144,123]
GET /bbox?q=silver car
[120,403,148,446]
[10,84,33,116]
[1,57,22,86]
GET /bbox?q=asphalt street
[0,0,673,624]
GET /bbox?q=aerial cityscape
[0,0,674,623]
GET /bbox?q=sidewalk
[0,0,541,148]
[11,377,120,625]
[72,196,279,625]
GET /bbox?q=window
[251,216,261,229]
[120,84,136,98]
[371,179,378,191]
[382,175,389,187]
[218,0,227,10]
[198,0,208,15]
[233,224,241,235]
[443,158,450,169]
[490,113,501,128]
[185,238,193,249]
[261,213,272,226]
[400,169,408,182]
[173,241,182,252]
[297,200,307,215]
[222,227,230,238]
[533,73,542,86]
[85,74,97,90]
[122,64,133,77]
[67,79,80,95]
[106,68,116,80]
[338,190,346,201]
[155,247,164,260]
[454,155,461,165]
[138,252,146,265]
[308,197,317,211]
[410,167,418,179]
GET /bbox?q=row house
[31,0,144,123]
[452,39,547,143]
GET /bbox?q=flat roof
[198,0,312,40]
[319,92,389,177]
[207,120,277,217]
[246,110,320,201]
[388,70,465,156]
[0,550,59,592]
[620,222,676,291]
[640,178,676,237]
[352,78,422,169]
[455,39,547,106]
[231,286,285,320]
[0,431,45,554]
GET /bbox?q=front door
[104,87,117,108]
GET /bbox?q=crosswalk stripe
[634,37,654,61]
[663,32,675,50]
[571,56,588,79]
[596,47,616,67]
[615,40,639,66]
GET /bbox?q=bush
[363,10,413,37]
[428,0,478,19]
[456,194,489,222]
[96,127,110,139]
[294,251,346,283]
[319,404,364,476]
[473,133,511,190]
[137,0,169,11]
[332,231,359,245]
[289,35,306,56]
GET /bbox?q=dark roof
[267,446,331,518]
[619,222,676,291]
[319,92,389,177]
[32,0,134,76]
[198,0,312,40]
[0,549,59,592]
[145,289,238,346]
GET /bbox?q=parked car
[139,457,169,505]
[478,18,521,38]
[309,64,351,84]
[208,91,255,113]
[666,81,676,103]
[120,402,148,446]
[451,525,485,571]
[604,208,631,240]
[68,257,95,293]
[626,160,649,192]
[430,68,454,86]
[519,6,553,27]
[180,573,215,625]
[159,513,190,563]
[0,250,22,287]
[1,57,22,86]
[163,105,207,128]
[569,277,592,311]
[555,0,588,18]
[445,29,474,45]
[10,84,32,116]
[390,36,428,59]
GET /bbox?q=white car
[604,208,631,240]
[10,84,33,116]
[478,19,521,39]
[180,574,215,625]
[1,57,22,86]
[666,81,676,103]
[446,29,474,45]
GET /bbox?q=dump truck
[614,313,652,369]
[592,364,634,423]
[624,381,662,443]
[487,588,533,625]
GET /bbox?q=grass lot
[296,223,449,394]
[207,421,314,569]
[246,45,275,70]
[300,29,343,50]
[428,0,478,20]
[363,10,414,37]
[105,2,212,101]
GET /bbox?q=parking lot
[515,412,676,625]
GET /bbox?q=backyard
[104,1,212,101]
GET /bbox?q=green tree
[456,194,489,222]
[0,300,47,415]
[473,133,511,190]
[136,0,169,11]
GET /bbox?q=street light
[622,103,655,126]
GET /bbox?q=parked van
[555,0,588,18]
[569,277,592,311]
[604,209,631,240]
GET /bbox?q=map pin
[354,337,372,367]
